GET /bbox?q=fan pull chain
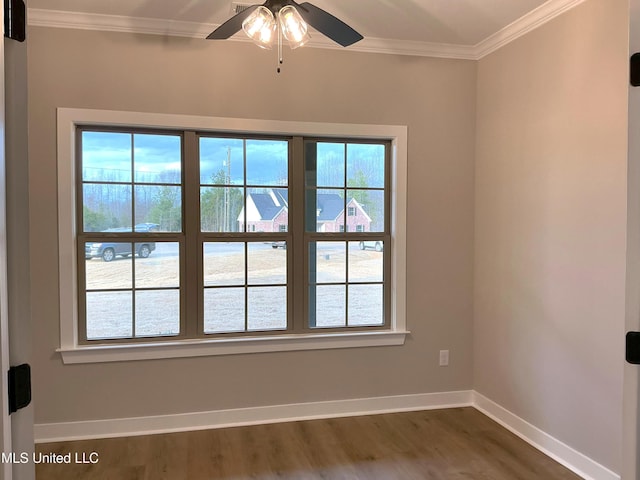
[277,20,283,74]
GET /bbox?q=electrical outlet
[439,350,449,367]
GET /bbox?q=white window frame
[57,108,408,364]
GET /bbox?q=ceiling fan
[206,1,363,71]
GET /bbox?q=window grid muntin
[307,240,386,328]
[302,139,391,332]
[76,126,187,344]
[76,129,391,343]
[198,133,292,336]
[199,135,290,234]
[202,240,288,334]
[78,236,186,343]
[79,128,183,234]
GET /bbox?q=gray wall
[28,28,477,423]
[474,0,628,472]
[29,1,631,473]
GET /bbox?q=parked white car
[359,241,383,252]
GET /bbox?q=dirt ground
[84,242,384,339]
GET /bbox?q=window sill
[57,330,410,364]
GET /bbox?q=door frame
[0,2,13,478]
[2,1,34,478]
[624,1,640,479]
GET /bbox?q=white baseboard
[35,390,473,443]
[34,389,620,480]
[473,392,620,480]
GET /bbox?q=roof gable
[246,189,360,222]
[250,193,283,221]
[316,194,345,221]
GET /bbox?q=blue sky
[313,142,385,188]
[82,131,181,184]
[199,137,288,186]
[82,131,385,188]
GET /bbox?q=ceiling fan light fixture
[242,5,276,49]
[278,5,311,49]
[209,1,363,72]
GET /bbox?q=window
[304,140,388,328]
[200,136,289,335]
[58,109,407,362]
[79,130,183,341]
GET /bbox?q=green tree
[348,169,370,206]
[148,187,181,231]
[348,168,384,231]
[83,206,109,232]
[201,170,243,232]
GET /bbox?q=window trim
[57,108,409,363]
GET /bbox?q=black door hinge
[8,364,30,414]
[626,332,640,364]
[4,0,25,42]
[632,53,640,87]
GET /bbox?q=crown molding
[304,35,477,60]
[474,0,589,59]
[27,8,478,60]
[28,9,214,38]
[28,0,588,61]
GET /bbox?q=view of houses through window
[78,129,390,343]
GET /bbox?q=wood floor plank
[35,408,584,480]
[297,416,366,479]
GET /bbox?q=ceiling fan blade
[297,2,363,47]
[206,4,260,40]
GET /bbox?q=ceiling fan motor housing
[264,0,301,15]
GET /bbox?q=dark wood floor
[35,407,582,479]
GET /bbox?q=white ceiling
[26,0,584,59]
